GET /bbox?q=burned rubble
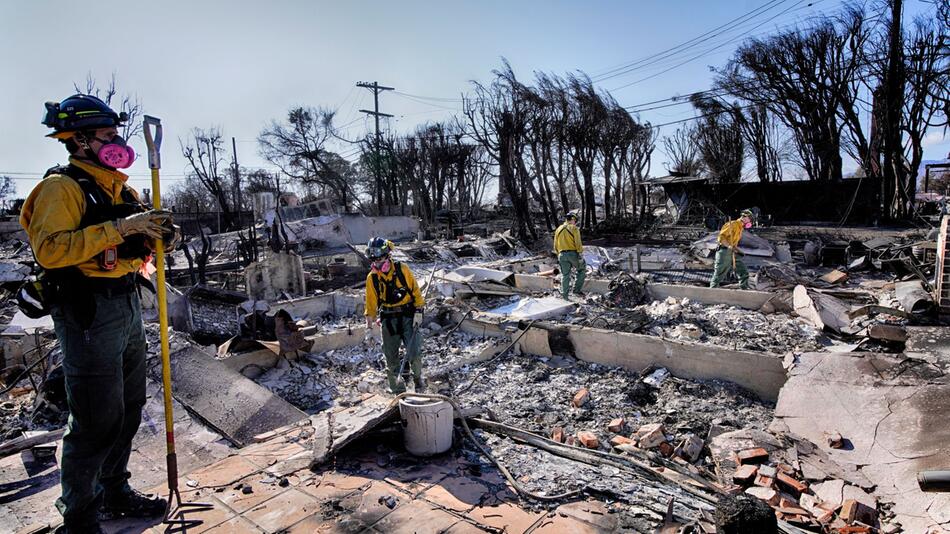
[1,205,949,534]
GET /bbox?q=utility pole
[231,136,242,229]
[357,81,394,214]
[881,0,904,220]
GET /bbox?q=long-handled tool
[144,116,213,529]
[395,264,439,389]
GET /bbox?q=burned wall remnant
[182,285,248,342]
[245,251,307,301]
[662,177,881,224]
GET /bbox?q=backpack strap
[370,271,384,310]
[392,262,409,293]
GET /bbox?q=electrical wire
[591,0,793,81]
[611,0,819,91]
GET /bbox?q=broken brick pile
[723,446,884,532]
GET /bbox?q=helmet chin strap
[74,132,97,161]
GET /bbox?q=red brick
[835,527,872,534]
[778,495,799,508]
[816,509,836,524]
[551,427,565,443]
[657,441,674,457]
[841,499,877,525]
[718,484,744,495]
[576,431,599,449]
[800,493,837,517]
[607,418,625,433]
[609,435,633,447]
[754,474,775,488]
[571,388,590,407]
[776,472,808,494]
[776,505,809,516]
[732,464,758,486]
[745,486,779,505]
[776,463,795,475]
[635,423,667,449]
[737,447,769,465]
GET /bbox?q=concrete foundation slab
[772,352,950,533]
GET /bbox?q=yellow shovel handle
[144,116,175,459]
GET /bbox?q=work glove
[366,316,379,329]
[115,210,173,240]
[163,223,182,253]
[413,310,423,328]
[146,223,182,253]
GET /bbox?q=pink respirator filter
[98,144,136,169]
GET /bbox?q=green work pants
[558,251,587,299]
[51,288,148,529]
[381,314,422,393]
[709,247,750,289]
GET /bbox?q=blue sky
[1,0,946,198]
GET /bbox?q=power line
[611,0,820,91]
[592,0,795,82]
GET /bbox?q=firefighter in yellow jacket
[554,211,586,299]
[20,94,179,533]
[364,237,426,393]
[709,209,754,289]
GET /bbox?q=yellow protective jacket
[717,219,745,249]
[19,157,145,278]
[553,223,583,254]
[364,262,424,318]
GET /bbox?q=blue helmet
[43,94,127,138]
[366,237,392,260]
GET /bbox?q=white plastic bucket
[398,396,454,456]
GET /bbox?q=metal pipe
[918,470,950,492]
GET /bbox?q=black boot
[100,487,167,520]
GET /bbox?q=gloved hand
[115,210,172,240]
[147,223,182,253]
[366,316,378,329]
[413,310,423,328]
[163,223,182,253]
